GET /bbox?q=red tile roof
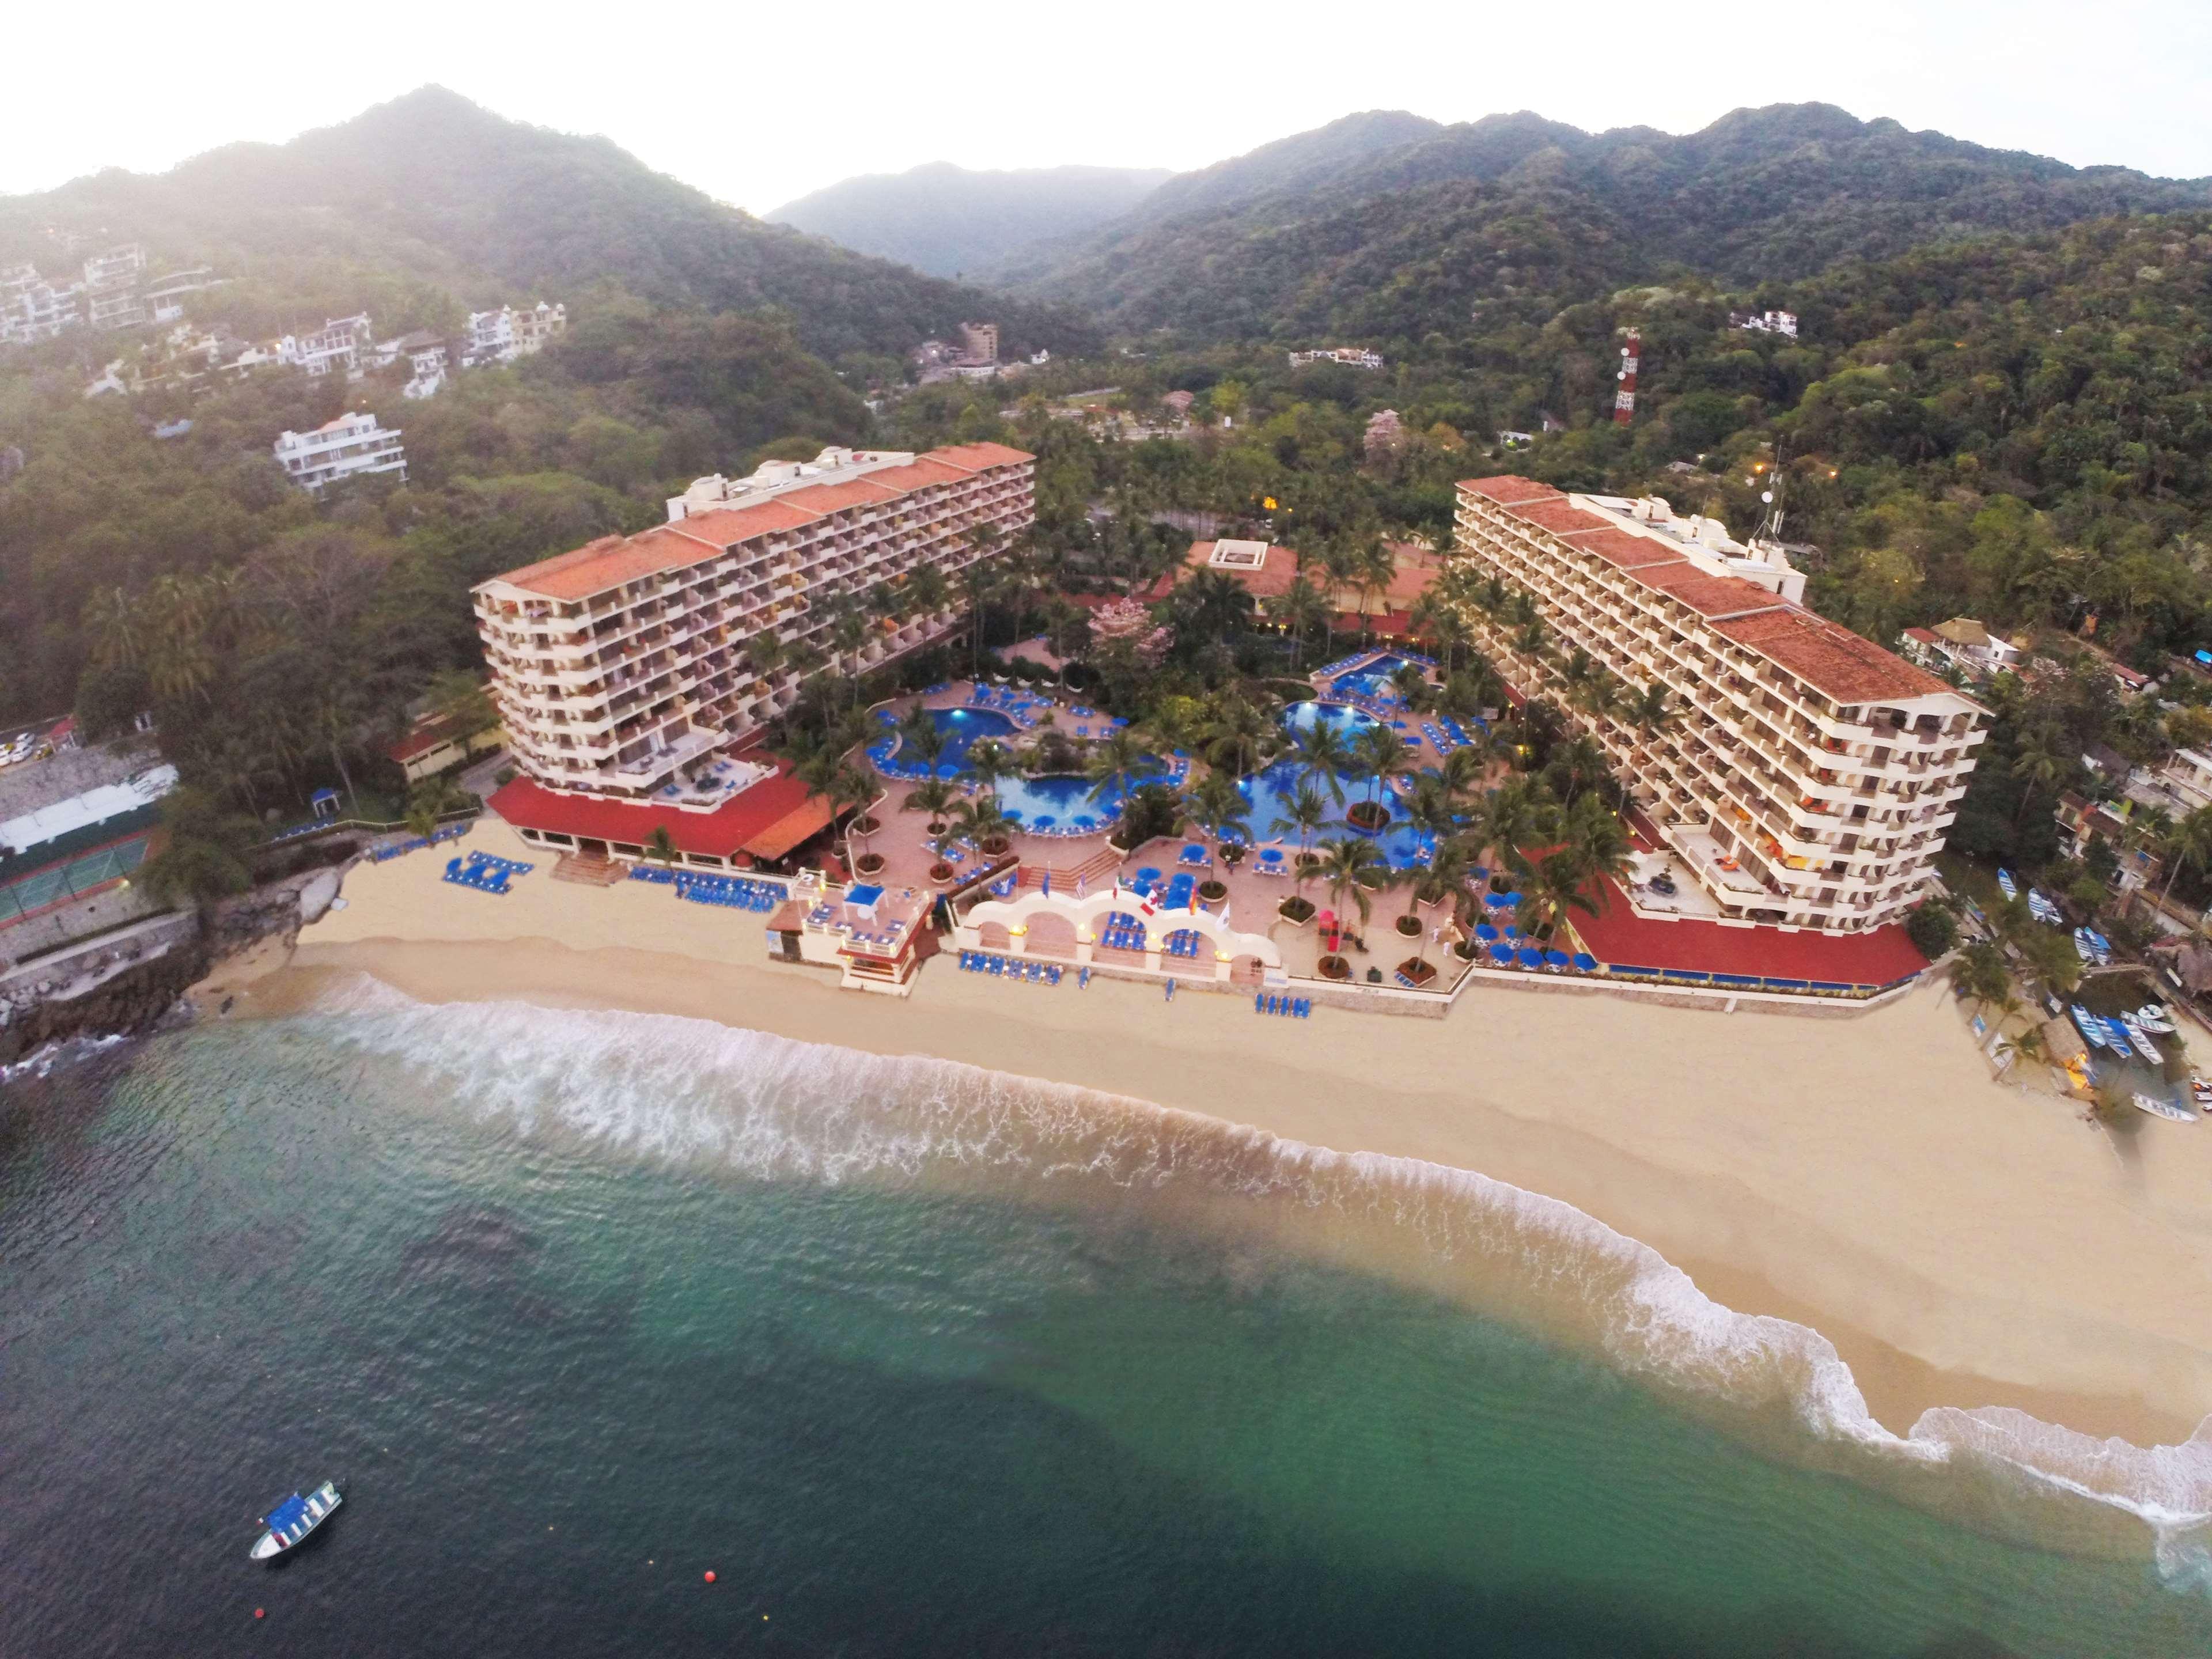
[779,478,903,514]
[488,442,1033,603]
[1714,609,1960,704]
[1459,475,1564,506]
[669,497,823,551]
[1626,563,1789,620]
[1145,541,1302,601]
[1569,876,1927,987]
[1560,525,1691,571]
[930,441,1035,471]
[488,762,832,861]
[1506,498,1614,536]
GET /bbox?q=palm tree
[1184,770,1252,857]
[745,627,790,695]
[1435,744,1488,804]
[904,775,959,828]
[1518,847,1601,944]
[1085,726,1149,806]
[1354,537,1397,643]
[965,738,1016,798]
[1624,681,1675,744]
[1293,719,1353,805]
[646,825,680,871]
[1560,793,1634,909]
[1350,722,1409,808]
[1284,781,1330,863]
[897,709,950,775]
[2154,804,2212,915]
[827,762,878,870]
[828,601,870,706]
[1264,575,1333,668]
[1406,840,1476,960]
[1388,662,1431,713]
[83,584,143,668]
[1954,937,2012,1009]
[949,792,1013,855]
[1201,693,1276,778]
[1316,836,1389,940]
[1545,734,1611,806]
[1478,775,1558,882]
[907,564,953,637]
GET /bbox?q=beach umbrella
[1487,942,1515,964]
[1475,922,1499,942]
[1482,891,1511,908]
[1497,891,1523,909]
[1543,949,1570,968]
[1571,953,1597,972]
[1516,947,1544,969]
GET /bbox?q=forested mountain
[0,87,1098,368]
[771,161,1170,279]
[1003,103,2212,343]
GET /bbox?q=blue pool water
[1331,653,1423,701]
[927,707,1018,770]
[1279,700,1381,741]
[998,757,1168,830]
[1238,759,1434,869]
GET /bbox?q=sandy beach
[245,820,2212,1452]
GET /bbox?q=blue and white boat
[1997,869,2018,902]
[252,1481,342,1561]
[2070,1005,2108,1049]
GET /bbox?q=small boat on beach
[2132,1093,2199,1124]
[2028,892,2062,925]
[2070,1005,2109,1049]
[2192,1073,2212,1107]
[252,1481,342,1561]
[2119,1016,2164,1065]
[1997,869,2018,902]
[2135,1003,2177,1035]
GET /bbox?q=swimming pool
[1237,757,1435,869]
[1279,700,1381,740]
[1330,652,1424,701]
[998,756,1169,832]
[927,707,1018,771]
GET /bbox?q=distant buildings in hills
[912,321,1008,384]
[1288,346,1383,369]
[1730,308,1799,339]
[272,411,408,495]
[82,300,566,403]
[1,243,226,346]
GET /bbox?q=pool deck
[844,664,1495,994]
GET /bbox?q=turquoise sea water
[5,987,2211,1657]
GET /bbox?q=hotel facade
[474,442,1034,805]
[1454,476,1987,934]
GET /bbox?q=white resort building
[474,442,1035,808]
[1454,476,1988,934]
[272,411,408,494]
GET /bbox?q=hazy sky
[7,0,2210,214]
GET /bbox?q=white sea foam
[1,1031,131,1086]
[296,976,2212,1583]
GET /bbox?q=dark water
[3,1002,2210,1658]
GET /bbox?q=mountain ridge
[770,160,1171,278]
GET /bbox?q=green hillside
[1005,103,2212,343]
[0,87,1100,367]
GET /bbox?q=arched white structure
[958,887,1281,980]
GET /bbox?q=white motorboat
[2132,1093,2199,1124]
[251,1481,342,1561]
[2119,1016,2164,1065]
[2135,1003,2177,1035]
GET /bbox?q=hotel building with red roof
[472,442,1032,813]
[1455,476,1988,935]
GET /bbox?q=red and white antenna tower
[1613,329,1640,427]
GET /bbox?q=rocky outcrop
[0,937,211,1068]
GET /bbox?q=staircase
[1021,846,1122,892]
[553,851,628,887]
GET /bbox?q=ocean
[4,981,2210,1657]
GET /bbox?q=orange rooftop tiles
[1461,475,1565,506]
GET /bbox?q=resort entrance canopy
[742,800,836,862]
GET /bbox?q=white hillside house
[274,412,407,494]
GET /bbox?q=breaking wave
[296,974,2212,1587]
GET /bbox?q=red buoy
[254,1609,265,1620]
[703,1571,716,1584]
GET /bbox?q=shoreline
[236,923,2212,1455]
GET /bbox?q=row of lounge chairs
[959,952,1064,986]
[676,872,786,912]
[372,821,472,863]
[1255,993,1312,1018]
[444,851,514,895]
